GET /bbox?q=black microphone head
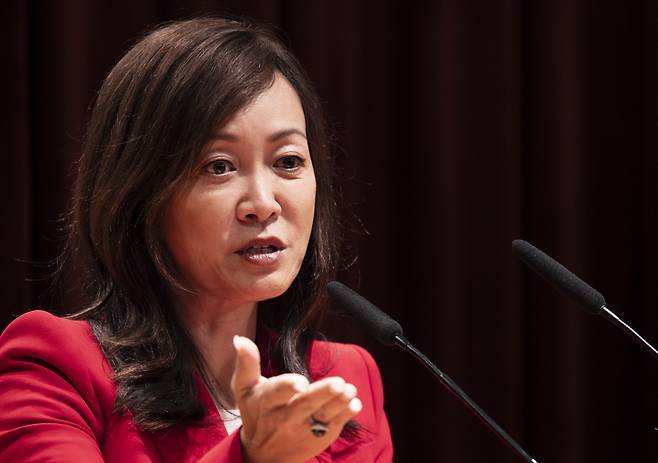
[326,281,403,345]
[512,239,606,315]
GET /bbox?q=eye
[203,159,236,176]
[275,155,305,171]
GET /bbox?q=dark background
[2,1,657,462]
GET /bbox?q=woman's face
[165,73,316,307]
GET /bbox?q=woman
[0,18,393,462]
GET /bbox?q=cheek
[164,193,230,270]
[298,181,317,234]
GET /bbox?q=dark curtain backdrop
[2,1,657,462]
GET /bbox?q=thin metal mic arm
[600,306,658,361]
[393,334,539,463]
[326,280,541,461]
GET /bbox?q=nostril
[238,203,280,223]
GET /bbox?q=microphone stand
[393,334,539,463]
[600,306,658,361]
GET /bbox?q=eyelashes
[274,155,305,172]
[203,159,236,176]
[202,155,307,177]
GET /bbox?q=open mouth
[236,243,283,265]
[235,237,286,262]
[237,245,279,255]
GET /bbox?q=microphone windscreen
[512,239,606,315]
[327,281,403,345]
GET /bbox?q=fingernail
[344,383,357,398]
[233,335,243,349]
[349,398,362,413]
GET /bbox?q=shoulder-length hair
[65,17,339,431]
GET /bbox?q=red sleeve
[353,345,394,462]
[0,311,109,462]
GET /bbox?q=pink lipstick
[236,238,286,266]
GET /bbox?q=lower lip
[237,249,283,266]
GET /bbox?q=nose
[236,173,282,224]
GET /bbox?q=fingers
[231,335,263,399]
[238,371,361,462]
[328,394,362,425]
[256,373,310,408]
[231,336,311,408]
[231,339,361,442]
[311,383,360,423]
[288,377,361,425]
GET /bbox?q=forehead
[218,73,306,135]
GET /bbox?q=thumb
[231,335,263,400]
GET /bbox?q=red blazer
[0,311,393,462]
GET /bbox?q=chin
[242,280,293,303]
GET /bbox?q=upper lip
[236,237,286,253]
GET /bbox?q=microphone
[327,281,540,463]
[326,280,403,346]
[512,239,658,361]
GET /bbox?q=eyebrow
[210,128,307,143]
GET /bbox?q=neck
[177,291,258,408]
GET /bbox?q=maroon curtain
[2,1,657,461]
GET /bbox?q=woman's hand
[231,335,362,463]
